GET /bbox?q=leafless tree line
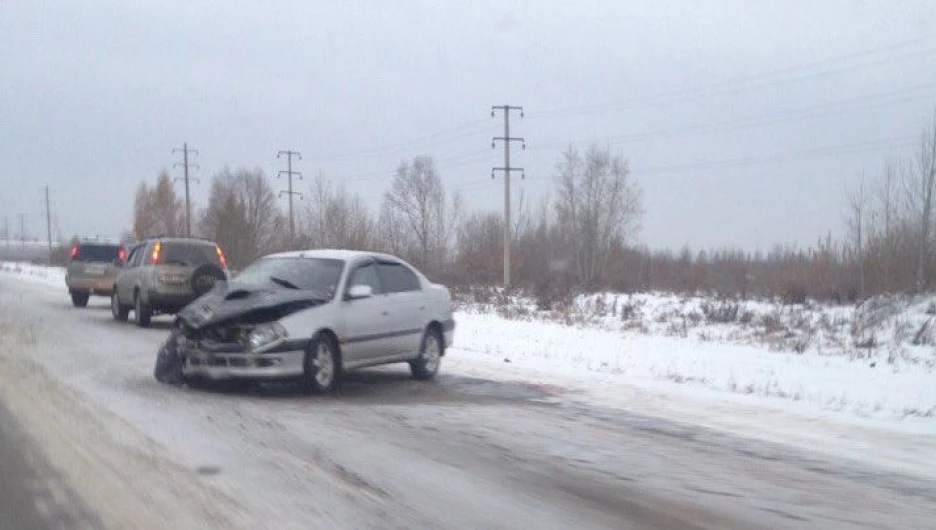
[844,115,936,298]
[124,116,936,304]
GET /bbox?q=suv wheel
[71,292,90,308]
[111,292,129,322]
[135,293,153,328]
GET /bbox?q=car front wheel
[111,292,129,322]
[303,333,339,395]
[410,328,442,380]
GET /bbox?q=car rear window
[159,242,221,267]
[73,243,120,262]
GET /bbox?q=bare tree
[380,155,461,275]
[846,176,869,299]
[906,115,936,292]
[133,171,185,239]
[875,157,899,292]
[300,173,375,250]
[554,144,643,287]
[200,167,285,269]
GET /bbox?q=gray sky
[2,0,935,252]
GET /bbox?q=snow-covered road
[1,276,935,529]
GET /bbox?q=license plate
[84,265,106,276]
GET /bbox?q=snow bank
[457,289,936,365]
[452,311,936,422]
[0,261,66,289]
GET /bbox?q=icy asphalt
[0,277,934,529]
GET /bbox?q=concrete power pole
[45,186,53,264]
[277,150,303,246]
[491,105,525,288]
[173,142,200,237]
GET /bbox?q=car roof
[139,237,217,245]
[264,249,407,263]
[77,237,122,245]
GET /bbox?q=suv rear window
[72,243,120,262]
[158,242,222,267]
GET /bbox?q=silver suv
[112,237,229,327]
[65,238,127,307]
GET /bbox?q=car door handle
[382,311,389,316]
[419,305,426,311]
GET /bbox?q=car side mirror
[347,284,373,300]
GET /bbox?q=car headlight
[244,323,287,352]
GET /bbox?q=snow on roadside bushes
[454,287,936,367]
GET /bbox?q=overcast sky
[2,0,935,252]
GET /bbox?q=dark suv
[65,238,127,307]
[112,237,229,327]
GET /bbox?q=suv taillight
[118,245,127,263]
[70,244,79,260]
[216,246,228,270]
[150,242,162,264]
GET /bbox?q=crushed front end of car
[153,281,327,384]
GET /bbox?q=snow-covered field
[4,261,935,430]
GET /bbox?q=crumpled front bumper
[177,336,305,380]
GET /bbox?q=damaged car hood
[177,280,329,330]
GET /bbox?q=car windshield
[235,257,344,297]
[73,243,120,262]
[160,242,221,267]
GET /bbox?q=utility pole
[173,142,200,237]
[491,105,525,288]
[18,213,27,252]
[44,186,53,264]
[277,150,303,245]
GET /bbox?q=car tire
[303,333,339,395]
[135,293,152,328]
[410,328,443,380]
[111,292,129,322]
[71,292,90,308]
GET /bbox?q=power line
[492,105,526,287]
[315,119,490,163]
[277,150,303,245]
[633,135,917,176]
[533,35,936,118]
[172,142,200,237]
[532,81,936,151]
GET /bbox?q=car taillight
[216,246,228,269]
[70,244,79,260]
[151,242,162,264]
[118,246,127,262]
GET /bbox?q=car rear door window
[377,261,420,293]
[348,261,383,294]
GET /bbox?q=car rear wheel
[70,292,89,308]
[410,328,442,380]
[303,333,339,395]
[111,292,129,322]
[135,293,152,328]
